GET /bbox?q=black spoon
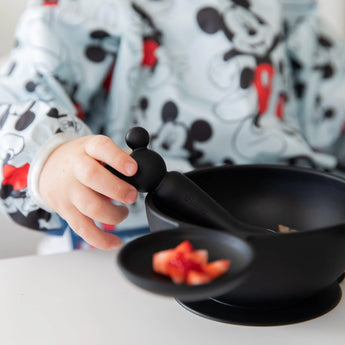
[107,127,257,300]
[117,227,254,301]
[106,126,273,236]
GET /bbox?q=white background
[0,0,344,258]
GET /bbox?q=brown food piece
[278,224,298,233]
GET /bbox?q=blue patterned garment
[1,0,345,250]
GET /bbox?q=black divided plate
[117,227,254,301]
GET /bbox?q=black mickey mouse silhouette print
[24,76,55,103]
[1,0,345,249]
[289,29,345,152]
[85,30,119,63]
[0,131,53,230]
[313,35,335,79]
[15,102,36,131]
[47,107,81,134]
[197,0,282,124]
[0,102,36,132]
[131,97,149,126]
[0,107,36,201]
[183,119,213,168]
[148,99,213,167]
[146,99,188,156]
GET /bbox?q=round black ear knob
[125,127,150,150]
[130,147,167,193]
[107,127,167,193]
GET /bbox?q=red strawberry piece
[203,259,230,280]
[153,249,177,275]
[166,251,204,284]
[186,270,212,286]
[175,240,194,253]
[185,249,208,266]
[152,241,231,285]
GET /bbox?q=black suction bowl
[187,165,345,232]
[145,164,345,325]
[148,164,345,233]
[117,227,254,302]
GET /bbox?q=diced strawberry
[152,241,231,286]
[175,240,194,254]
[203,259,230,279]
[186,270,212,286]
[166,251,204,284]
[185,249,208,266]
[166,261,186,284]
[152,249,177,275]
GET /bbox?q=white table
[0,249,344,345]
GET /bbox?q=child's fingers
[73,154,138,205]
[63,204,122,250]
[70,182,129,224]
[84,135,137,176]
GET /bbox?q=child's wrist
[27,132,81,212]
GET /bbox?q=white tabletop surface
[0,248,344,345]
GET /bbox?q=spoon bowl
[117,227,254,301]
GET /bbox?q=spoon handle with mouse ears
[106,127,272,235]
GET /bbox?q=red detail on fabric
[43,1,58,6]
[141,39,159,67]
[102,63,115,94]
[253,63,275,115]
[275,93,287,120]
[74,102,85,120]
[2,163,30,190]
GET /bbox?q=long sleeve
[285,2,345,159]
[0,1,129,231]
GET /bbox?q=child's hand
[38,135,138,249]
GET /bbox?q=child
[1,0,345,252]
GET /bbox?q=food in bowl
[153,240,230,285]
[278,224,298,233]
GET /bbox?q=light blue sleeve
[285,3,345,160]
[0,1,125,231]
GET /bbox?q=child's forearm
[0,3,115,232]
